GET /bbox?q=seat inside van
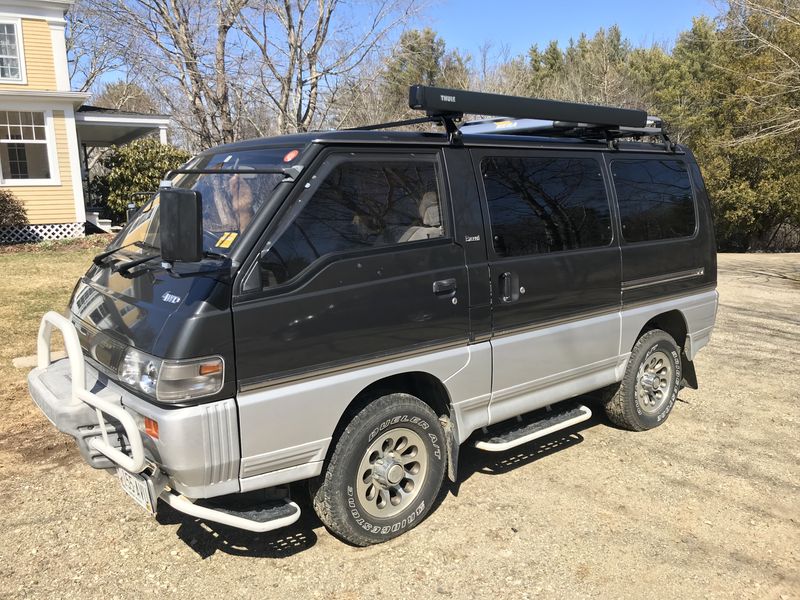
[396,191,442,242]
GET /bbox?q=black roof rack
[344,85,672,150]
[459,115,675,151]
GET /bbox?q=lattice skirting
[0,222,85,244]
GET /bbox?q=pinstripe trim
[622,268,705,291]
[238,286,716,394]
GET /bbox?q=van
[28,86,718,546]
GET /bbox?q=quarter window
[611,159,696,242]
[0,111,51,181]
[0,22,22,81]
[260,157,444,286]
[481,155,612,256]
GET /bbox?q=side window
[611,159,696,243]
[481,155,612,257]
[0,22,23,82]
[261,157,444,286]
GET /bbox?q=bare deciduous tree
[95,0,250,148]
[93,80,160,112]
[240,0,417,134]
[725,0,800,141]
[66,0,126,91]
[82,0,417,144]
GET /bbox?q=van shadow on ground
[157,396,620,558]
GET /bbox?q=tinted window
[261,158,443,286]
[481,156,612,256]
[612,159,695,242]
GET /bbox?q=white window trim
[0,18,27,86]
[0,109,61,186]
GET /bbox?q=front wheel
[310,393,446,546]
[603,329,682,431]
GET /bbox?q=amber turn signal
[144,417,159,439]
[199,362,222,376]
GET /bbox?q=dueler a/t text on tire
[604,329,683,431]
[310,393,446,546]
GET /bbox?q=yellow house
[0,0,169,243]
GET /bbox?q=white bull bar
[37,311,146,473]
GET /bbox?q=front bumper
[28,311,240,499]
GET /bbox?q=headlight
[119,348,162,395]
[118,347,224,403]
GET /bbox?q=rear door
[232,148,470,388]
[471,148,622,424]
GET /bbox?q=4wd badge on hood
[161,292,181,304]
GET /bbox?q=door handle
[432,278,457,296]
[499,271,520,303]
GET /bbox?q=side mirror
[159,188,203,263]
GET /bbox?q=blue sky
[423,0,716,58]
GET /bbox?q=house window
[0,22,22,82]
[0,111,52,182]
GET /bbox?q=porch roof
[75,106,171,147]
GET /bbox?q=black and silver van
[28,86,718,546]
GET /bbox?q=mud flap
[681,352,698,389]
[439,414,459,483]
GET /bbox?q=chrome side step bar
[474,404,593,452]
[160,491,302,533]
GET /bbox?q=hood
[70,261,228,371]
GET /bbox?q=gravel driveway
[1,253,798,600]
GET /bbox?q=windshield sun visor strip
[165,166,304,181]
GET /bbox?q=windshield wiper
[93,242,133,265]
[113,253,160,276]
[93,241,154,267]
[108,249,230,278]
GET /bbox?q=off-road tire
[309,393,446,546]
[604,329,682,431]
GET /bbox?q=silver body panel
[620,289,718,359]
[488,310,621,425]
[236,343,493,486]
[123,393,240,498]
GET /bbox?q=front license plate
[118,468,157,515]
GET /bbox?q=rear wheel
[603,329,682,431]
[310,393,446,546]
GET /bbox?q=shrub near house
[0,189,28,230]
[91,139,190,220]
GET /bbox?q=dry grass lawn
[0,235,111,472]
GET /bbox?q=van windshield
[111,147,301,258]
